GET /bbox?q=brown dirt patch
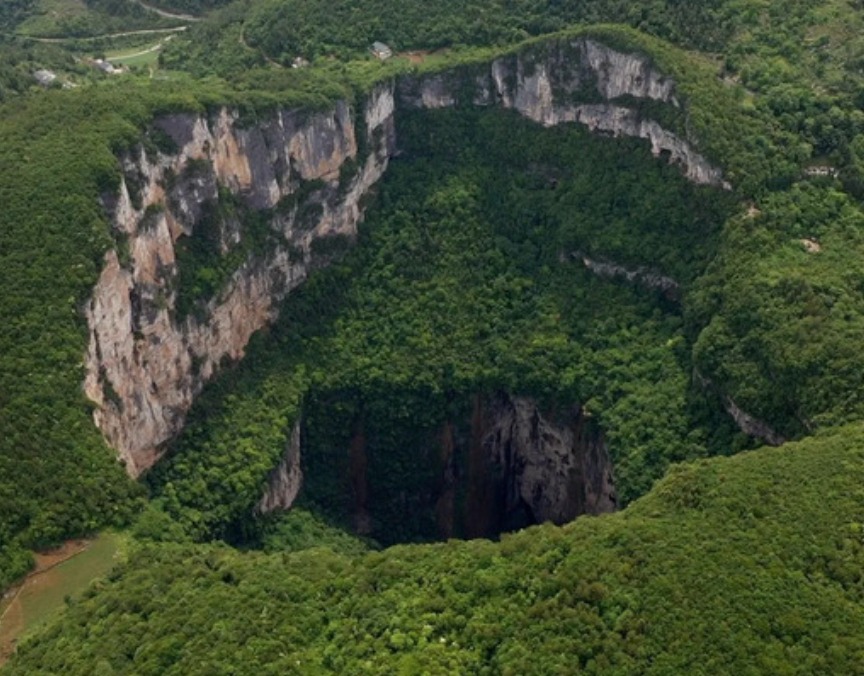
[399,50,431,64]
[32,539,91,573]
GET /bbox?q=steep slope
[67,33,736,544]
[132,35,744,544]
[85,35,728,477]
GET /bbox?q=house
[93,59,120,75]
[371,41,393,60]
[33,69,57,86]
[804,165,838,178]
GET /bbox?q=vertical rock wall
[257,420,304,514]
[85,85,396,476]
[293,391,617,541]
[398,38,729,188]
[462,393,617,537]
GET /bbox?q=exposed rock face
[581,38,676,102]
[477,393,617,530]
[693,369,787,446]
[571,251,680,299]
[723,396,787,447]
[258,420,303,513]
[399,38,729,189]
[85,84,396,476]
[297,391,616,542]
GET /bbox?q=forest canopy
[2,0,864,672]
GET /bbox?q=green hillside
[3,0,181,38]
[8,426,864,673]
[0,64,362,588]
[1,0,864,671]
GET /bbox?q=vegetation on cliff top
[0,69,362,589]
[0,25,750,584]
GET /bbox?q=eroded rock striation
[476,393,617,530]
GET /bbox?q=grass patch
[106,41,164,68]
[14,0,89,37]
[0,532,126,666]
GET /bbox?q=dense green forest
[0,61,372,588]
[0,39,78,101]
[144,0,234,14]
[146,104,738,545]
[164,0,864,193]
[0,84,150,589]
[3,0,864,671]
[9,426,864,673]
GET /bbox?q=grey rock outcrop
[399,38,729,189]
[722,396,787,447]
[581,38,676,102]
[572,252,680,298]
[482,393,617,526]
[257,419,303,513]
[693,369,787,446]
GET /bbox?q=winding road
[7,25,188,44]
[135,0,202,22]
[7,1,200,44]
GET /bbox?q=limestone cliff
[399,38,729,189]
[257,420,303,514]
[466,393,617,536]
[84,37,734,480]
[85,84,396,476]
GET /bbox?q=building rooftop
[33,69,57,86]
[371,41,393,59]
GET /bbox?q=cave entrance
[294,387,616,545]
